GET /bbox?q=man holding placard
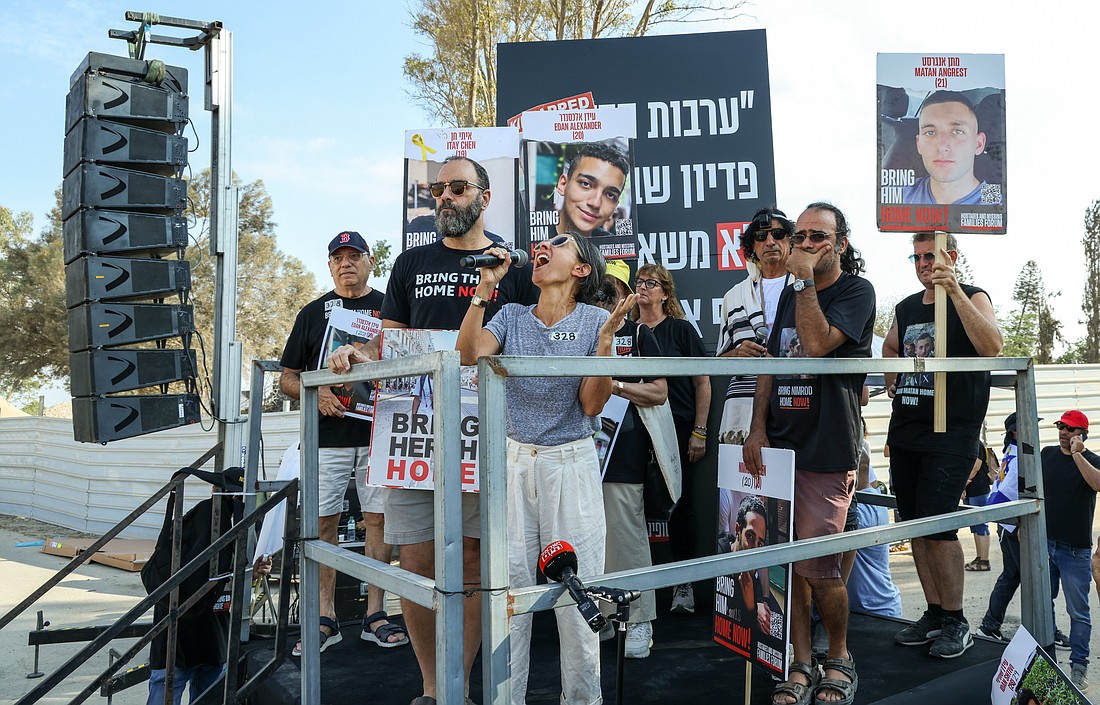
[884,231,1002,659]
[280,232,405,654]
[744,202,875,705]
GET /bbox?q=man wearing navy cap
[1042,409,1100,692]
[281,231,408,655]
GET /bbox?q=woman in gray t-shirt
[457,232,634,705]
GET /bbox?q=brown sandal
[964,558,991,572]
[772,661,821,705]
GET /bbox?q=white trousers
[507,436,606,705]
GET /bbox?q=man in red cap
[1042,409,1100,692]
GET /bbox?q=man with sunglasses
[329,155,537,705]
[1041,410,1100,692]
[716,207,795,446]
[743,202,875,705]
[280,231,405,655]
[883,231,1002,659]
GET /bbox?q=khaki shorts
[383,487,480,545]
[317,446,381,517]
[792,469,855,580]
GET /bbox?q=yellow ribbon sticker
[411,133,437,161]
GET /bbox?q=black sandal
[361,610,409,648]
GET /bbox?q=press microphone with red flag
[538,540,607,633]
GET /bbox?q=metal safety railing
[298,353,1048,705]
[2,463,298,705]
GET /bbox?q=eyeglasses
[908,252,937,264]
[790,231,832,245]
[753,227,788,242]
[634,278,662,290]
[1055,422,1083,433]
[428,179,485,198]
[543,234,582,258]
[329,252,367,264]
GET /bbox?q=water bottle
[346,515,356,542]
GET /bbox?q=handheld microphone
[538,540,607,633]
[459,248,530,269]
[753,324,769,346]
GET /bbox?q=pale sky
[3,1,1098,407]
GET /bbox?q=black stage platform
[244,586,1003,705]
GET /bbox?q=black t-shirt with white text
[765,273,875,472]
[280,289,384,447]
[381,239,538,329]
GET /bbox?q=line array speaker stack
[63,52,199,443]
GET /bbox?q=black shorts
[889,447,972,541]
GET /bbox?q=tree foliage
[0,174,323,406]
[1082,199,1100,363]
[0,194,67,398]
[185,170,320,403]
[1000,260,1061,361]
[404,0,748,126]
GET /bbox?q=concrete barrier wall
[0,412,301,539]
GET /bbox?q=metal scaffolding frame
[297,353,1049,705]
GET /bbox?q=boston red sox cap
[328,231,370,255]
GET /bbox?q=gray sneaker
[895,610,944,646]
[1071,663,1089,693]
[670,583,695,614]
[624,621,653,659]
[929,616,973,659]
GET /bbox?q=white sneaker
[624,621,653,659]
[670,583,695,614]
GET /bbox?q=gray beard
[436,198,483,238]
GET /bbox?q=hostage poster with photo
[877,53,1007,234]
[317,307,382,421]
[366,329,481,492]
[992,626,1088,705]
[402,126,520,251]
[518,105,638,261]
[714,443,795,678]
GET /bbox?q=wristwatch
[617,381,625,394]
[792,278,815,292]
[470,294,487,308]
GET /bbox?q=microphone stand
[587,586,642,705]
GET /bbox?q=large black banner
[498,30,776,352]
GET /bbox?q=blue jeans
[1049,540,1092,667]
[981,526,1020,631]
[146,664,225,705]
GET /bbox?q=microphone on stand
[459,248,530,269]
[538,540,607,633]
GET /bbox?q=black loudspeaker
[64,52,195,443]
[61,164,187,219]
[67,303,195,352]
[63,211,188,264]
[63,118,187,177]
[72,394,201,444]
[64,256,191,308]
[64,53,187,133]
[70,349,197,396]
